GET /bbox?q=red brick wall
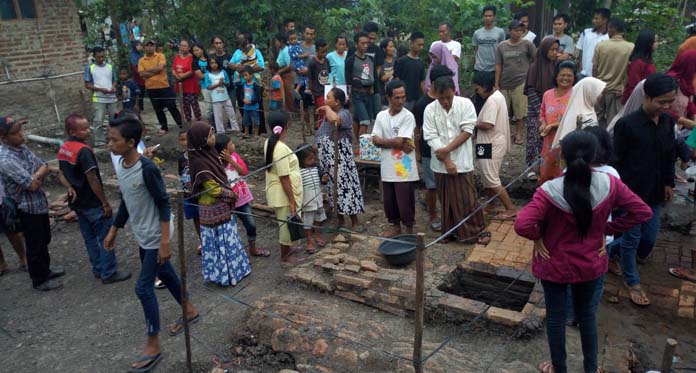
[0,0,87,134]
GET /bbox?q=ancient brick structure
[0,0,86,134]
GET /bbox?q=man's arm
[494,64,502,90]
[85,171,112,217]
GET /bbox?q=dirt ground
[1,104,696,372]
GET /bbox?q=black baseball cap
[145,39,157,46]
[509,20,525,30]
[0,116,26,135]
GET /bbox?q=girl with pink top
[214,133,270,257]
[515,131,652,373]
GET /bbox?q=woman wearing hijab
[525,38,559,180]
[608,80,645,135]
[425,42,459,95]
[552,77,607,148]
[129,40,145,111]
[188,121,251,286]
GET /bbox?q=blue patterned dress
[198,180,251,286]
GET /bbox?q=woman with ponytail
[264,111,304,265]
[515,131,652,373]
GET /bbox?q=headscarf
[187,122,228,196]
[129,40,143,67]
[552,77,607,148]
[425,42,459,94]
[607,79,645,135]
[667,49,696,97]
[527,38,559,94]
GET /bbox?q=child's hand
[321,174,329,184]
[220,149,232,163]
[243,99,251,105]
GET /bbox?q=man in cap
[0,116,65,291]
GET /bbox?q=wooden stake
[332,122,340,214]
[177,82,187,128]
[299,100,307,143]
[661,338,678,373]
[413,233,426,373]
[176,191,193,372]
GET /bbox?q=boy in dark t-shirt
[117,67,140,112]
[57,113,130,283]
[394,32,426,111]
[308,39,331,126]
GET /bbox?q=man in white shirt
[576,8,610,78]
[372,80,419,237]
[432,22,462,61]
[84,46,117,147]
[516,11,537,46]
[423,76,489,245]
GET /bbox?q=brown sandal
[538,361,554,373]
[625,283,650,306]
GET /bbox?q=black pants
[137,84,145,111]
[147,87,182,131]
[382,181,416,227]
[19,212,52,287]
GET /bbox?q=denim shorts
[183,202,199,220]
[352,90,374,125]
[242,110,260,127]
[421,157,436,189]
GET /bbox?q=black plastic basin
[378,234,417,266]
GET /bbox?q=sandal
[477,231,492,245]
[250,247,271,257]
[169,313,201,336]
[668,267,696,283]
[128,353,162,372]
[527,171,539,181]
[493,211,517,221]
[608,259,622,276]
[314,238,328,247]
[306,246,319,255]
[538,361,554,373]
[381,225,402,238]
[429,218,442,232]
[154,278,166,289]
[625,283,650,306]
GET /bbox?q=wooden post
[176,191,193,372]
[177,82,186,128]
[299,100,307,143]
[661,338,678,373]
[691,248,695,270]
[413,233,426,373]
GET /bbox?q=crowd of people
[2,5,696,373]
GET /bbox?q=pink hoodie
[514,172,652,284]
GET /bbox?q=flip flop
[250,248,271,257]
[306,247,319,255]
[625,283,650,307]
[669,267,696,283]
[128,353,162,373]
[429,219,442,232]
[493,212,517,221]
[314,238,328,247]
[169,313,201,336]
[154,279,166,289]
[538,361,554,373]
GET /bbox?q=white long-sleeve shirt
[422,96,477,174]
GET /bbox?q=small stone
[323,255,340,264]
[345,265,361,273]
[359,351,369,360]
[312,339,329,357]
[360,261,379,272]
[333,347,358,365]
[333,242,350,250]
[606,296,619,304]
[321,263,340,272]
[314,259,325,267]
[334,234,348,243]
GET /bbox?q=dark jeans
[19,212,52,287]
[136,84,145,111]
[75,206,117,279]
[542,276,604,373]
[608,204,661,286]
[233,203,257,242]
[136,247,183,336]
[566,276,605,322]
[147,87,182,131]
[382,181,416,227]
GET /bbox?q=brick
[323,255,340,264]
[378,292,400,304]
[312,339,329,357]
[360,260,380,272]
[295,270,316,285]
[438,294,487,317]
[649,285,679,298]
[343,256,361,266]
[345,265,361,273]
[389,287,413,298]
[310,277,335,292]
[372,302,407,317]
[682,281,696,293]
[335,290,366,303]
[321,263,340,272]
[335,273,373,289]
[679,294,695,307]
[486,307,525,326]
[333,347,358,365]
[678,306,695,319]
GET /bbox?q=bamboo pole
[176,191,193,372]
[413,233,426,373]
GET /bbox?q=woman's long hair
[265,111,290,169]
[629,30,656,63]
[560,131,597,239]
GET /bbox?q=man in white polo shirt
[576,8,610,78]
[432,22,462,62]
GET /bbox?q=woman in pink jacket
[514,131,652,373]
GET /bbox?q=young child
[205,58,239,134]
[268,62,284,111]
[241,66,262,138]
[117,66,139,113]
[177,130,202,255]
[104,115,199,372]
[288,30,308,94]
[214,133,269,257]
[296,144,328,253]
[187,121,251,286]
[308,39,330,126]
[58,113,130,283]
